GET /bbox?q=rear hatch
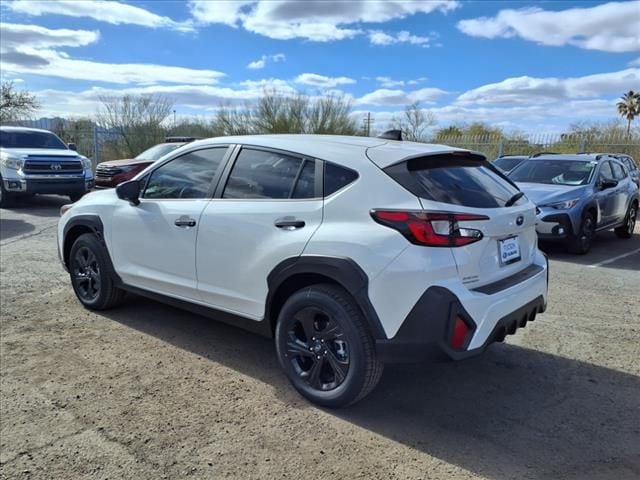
[379,151,537,289]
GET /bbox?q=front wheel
[275,284,383,408]
[614,203,637,239]
[0,176,14,208]
[69,233,125,310]
[567,211,596,254]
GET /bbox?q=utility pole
[362,112,373,137]
[173,109,177,127]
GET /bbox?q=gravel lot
[1,195,639,480]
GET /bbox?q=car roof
[190,134,478,169]
[0,125,56,134]
[530,153,616,162]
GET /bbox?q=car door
[594,161,617,226]
[110,146,229,299]
[196,146,324,319]
[610,160,633,222]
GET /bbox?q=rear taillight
[371,210,488,247]
[451,316,471,350]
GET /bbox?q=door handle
[175,216,196,228]
[274,219,305,230]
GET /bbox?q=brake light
[451,316,470,350]
[371,210,488,247]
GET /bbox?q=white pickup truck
[0,126,94,207]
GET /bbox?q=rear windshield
[0,130,68,149]
[509,159,596,186]
[493,157,526,172]
[384,154,521,208]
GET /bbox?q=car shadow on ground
[1,194,69,218]
[102,296,640,480]
[540,229,640,271]
[0,218,36,241]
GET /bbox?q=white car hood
[0,147,80,158]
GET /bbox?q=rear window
[384,154,521,208]
[493,157,525,172]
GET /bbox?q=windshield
[509,159,596,186]
[135,143,181,160]
[0,130,68,149]
[493,157,526,172]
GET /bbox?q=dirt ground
[1,195,639,480]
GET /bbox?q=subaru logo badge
[516,215,524,226]
[51,163,62,171]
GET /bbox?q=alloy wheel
[72,247,101,301]
[628,206,637,235]
[283,307,350,391]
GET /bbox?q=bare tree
[307,94,358,135]
[212,105,257,136]
[390,102,436,142]
[96,94,173,158]
[0,81,40,123]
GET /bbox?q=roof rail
[530,151,560,158]
[165,136,199,143]
[377,129,402,141]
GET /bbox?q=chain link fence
[8,119,640,166]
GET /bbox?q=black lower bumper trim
[26,179,86,195]
[376,286,546,363]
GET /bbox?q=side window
[223,149,309,199]
[611,161,626,180]
[623,158,637,172]
[599,162,614,182]
[324,162,358,196]
[143,148,227,199]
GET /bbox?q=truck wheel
[615,202,637,239]
[69,233,125,310]
[0,176,14,208]
[275,284,383,408]
[69,192,85,203]
[567,211,595,254]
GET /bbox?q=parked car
[508,153,639,254]
[0,126,94,207]
[58,134,549,407]
[95,137,197,188]
[605,153,639,188]
[493,155,529,174]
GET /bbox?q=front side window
[599,162,614,182]
[223,148,315,199]
[510,159,596,186]
[143,147,227,199]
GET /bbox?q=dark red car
[95,137,196,188]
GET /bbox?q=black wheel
[69,192,85,203]
[0,176,14,208]
[69,233,125,310]
[614,202,637,239]
[567,211,596,254]
[275,284,383,408]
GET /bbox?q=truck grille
[23,158,83,174]
[96,164,123,177]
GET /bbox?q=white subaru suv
[58,134,548,407]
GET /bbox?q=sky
[0,0,639,134]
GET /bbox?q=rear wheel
[615,202,637,239]
[275,284,383,408]
[567,211,596,254]
[69,233,125,310]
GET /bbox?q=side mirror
[68,143,77,151]
[599,179,618,190]
[116,180,141,206]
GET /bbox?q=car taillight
[370,210,488,247]
[451,316,471,350]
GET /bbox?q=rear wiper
[505,192,525,207]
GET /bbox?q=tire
[69,192,85,203]
[68,233,125,310]
[567,211,596,254]
[614,202,637,239]
[0,176,14,208]
[275,284,383,408]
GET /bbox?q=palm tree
[617,90,640,136]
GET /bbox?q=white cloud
[456,69,640,106]
[0,23,225,85]
[375,76,429,88]
[246,53,286,70]
[189,0,458,42]
[5,0,193,32]
[457,1,640,53]
[356,87,448,106]
[294,73,356,88]
[368,30,431,47]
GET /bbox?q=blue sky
[1,0,639,133]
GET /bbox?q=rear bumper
[376,255,548,363]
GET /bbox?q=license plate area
[499,235,521,266]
